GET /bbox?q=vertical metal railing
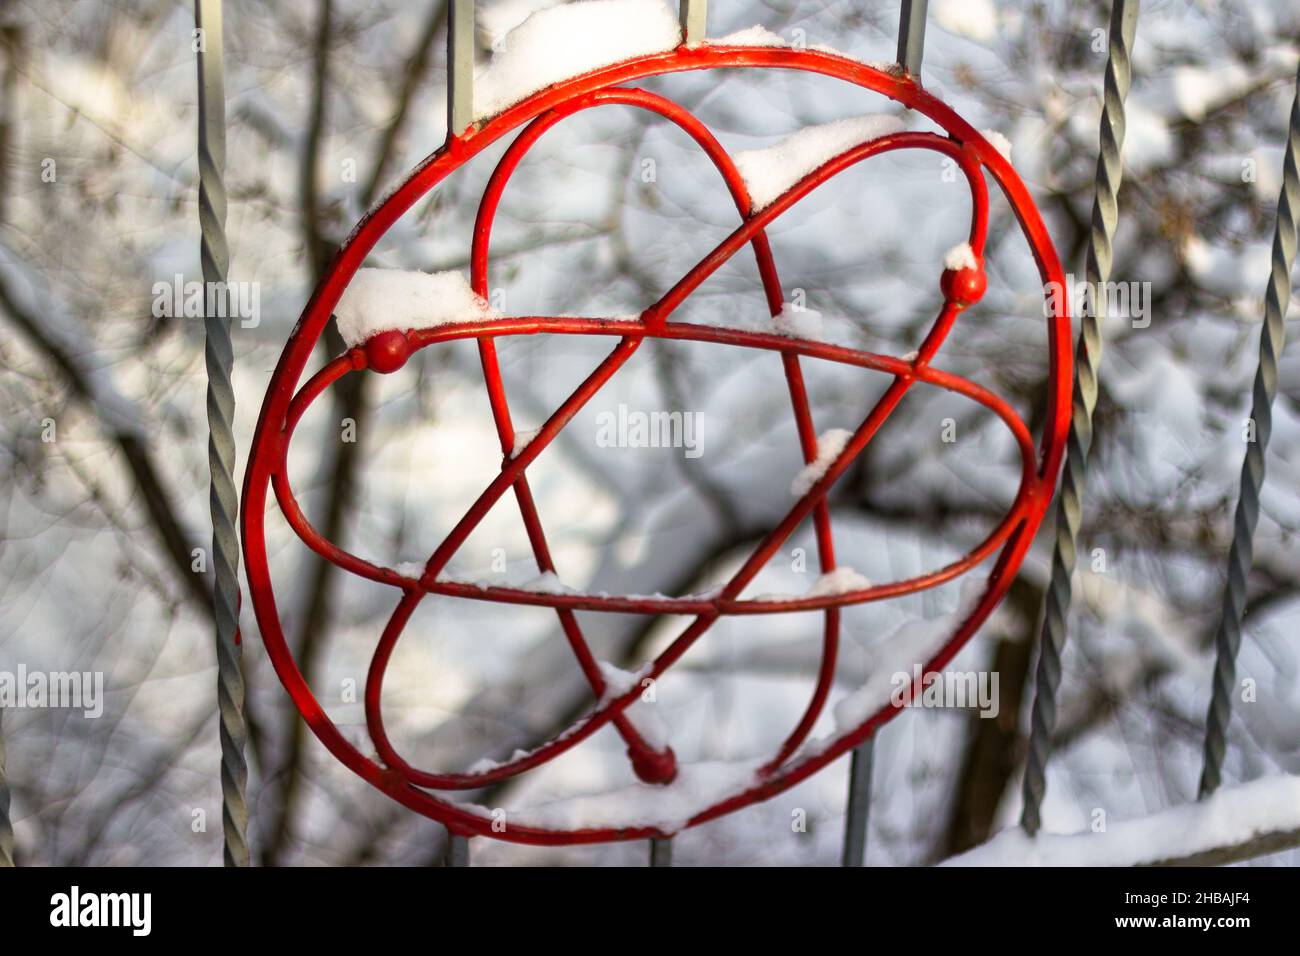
[1020,0,1138,837]
[1199,61,1300,799]
[447,0,475,138]
[443,0,477,866]
[680,0,707,46]
[839,0,935,868]
[195,0,250,868]
[650,836,673,866]
[841,740,874,867]
[624,0,712,870]
[896,0,928,77]
[445,833,470,867]
[0,707,12,866]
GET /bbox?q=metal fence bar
[0,707,12,866]
[445,832,470,866]
[448,0,475,137]
[842,9,928,865]
[1199,61,1300,799]
[1020,0,1138,836]
[896,0,929,77]
[650,836,673,866]
[841,738,874,867]
[195,0,250,868]
[679,0,707,45]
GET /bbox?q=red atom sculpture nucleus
[242,44,1072,846]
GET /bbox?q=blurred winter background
[1,0,1298,866]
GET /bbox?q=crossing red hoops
[242,44,1072,845]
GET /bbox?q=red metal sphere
[364,329,411,373]
[941,264,987,305]
[629,744,679,785]
[241,45,1072,846]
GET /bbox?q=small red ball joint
[940,261,987,306]
[628,744,678,785]
[364,329,411,373]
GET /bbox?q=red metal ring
[242,45,1071,845]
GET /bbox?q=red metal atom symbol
[243,45,1071,845]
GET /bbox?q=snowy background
[1,0,1298,866]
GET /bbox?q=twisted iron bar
[1199,62,1300,799]
[0,708,12,866]
[1021,0,1138,836]
[196,0,249,867]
